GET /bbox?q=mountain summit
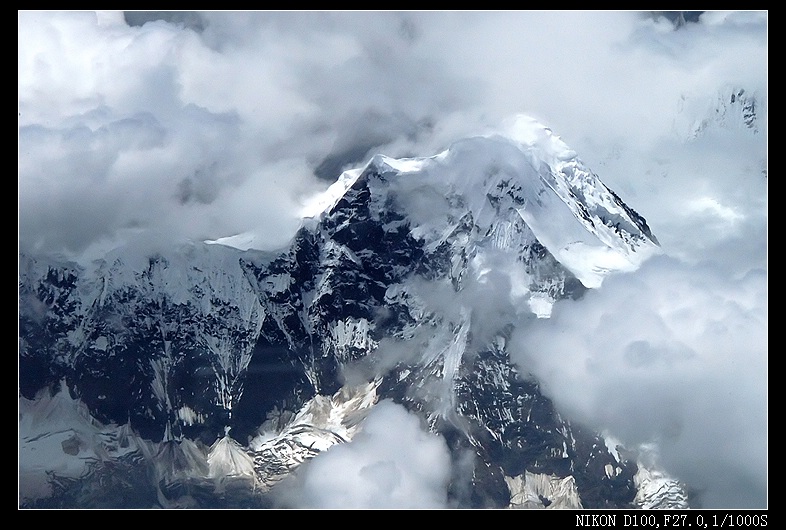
[19,115,681,508]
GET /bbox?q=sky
[18,10,767,508]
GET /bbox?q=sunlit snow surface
[506,471,583,509]
[302,114,660,295]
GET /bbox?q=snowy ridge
[94,242,264,320]
[505,471,583,509]
[249,380,380,491]
[633,460,689,509]
[207,436,255,478]
[301,167,365,219]
[305,114,660,292]
[19,379,686,509]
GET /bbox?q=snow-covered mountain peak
[306,114,659,290]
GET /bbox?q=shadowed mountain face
[19,117,680,509]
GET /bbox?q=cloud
[510,254,767,508]
[271,400,452,509]
[19,10,767,508]
[17,11,482,262]
[19,11,766,263]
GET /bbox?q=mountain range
[20,114,699,509]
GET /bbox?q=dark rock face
[19,148,650,508]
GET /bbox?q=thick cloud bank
[512,255,767,508]
[20,11,766,265]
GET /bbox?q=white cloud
[19,11,767,262]
[273,400,452,509]
[511,254,767,508]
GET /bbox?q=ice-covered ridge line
[372,153,432,174]
[299,114,658,291]
[48,241,267,322]
[19,380,382,503]
[300,152,438,221]
[498,115,661,287]
[300,167,364,219]
[210,152,428,250]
